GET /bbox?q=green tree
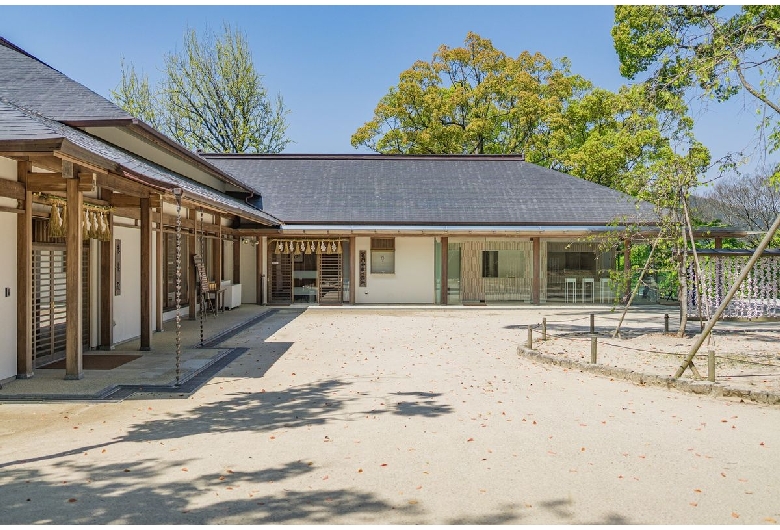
[612,5,780,180]
[112,24,290,153]
[352,32,701,195]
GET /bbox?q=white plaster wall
[240,240,257,304]
[112,223,141,344]
[355,237,435,304]
[0,157,18,380]
[0,210,17,381]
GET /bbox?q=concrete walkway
[0,306,778,524]
[0,305,287,400]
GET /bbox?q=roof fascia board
[0,138,64,153]
[67,119,258,193]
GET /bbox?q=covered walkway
[0,306,300,401]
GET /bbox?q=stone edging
[517,346,780,407]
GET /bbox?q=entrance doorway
[267,239,345,305]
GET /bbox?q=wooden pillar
[16,160,33,378]
[99,189,114,350]
[256,238,263,305]
[349,236,356,304]
[155,200,163,332]
[714,237,722,250]
[441,236,448,305]
[213,214,222,283]
[623,239,632,297]
[532,237,541,305]
[65,168,83,380]
[140,197,151,351]
[233,237,241,285]
[188,209,197,320]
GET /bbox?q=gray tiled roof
[0,99,62,140]
[203,155,658,226]
[0,37,132,123]
[0,99,279,226]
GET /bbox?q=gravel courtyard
[1,307,778,524]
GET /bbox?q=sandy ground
[0,307,779,524]
[533,308,780,397]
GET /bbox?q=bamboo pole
[612,235,660,338]
[674,211,780,379]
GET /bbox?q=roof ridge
[201,153,529,161]
[0,36,54,69]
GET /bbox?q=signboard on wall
[114,239,121,295]
[359,250,367,287]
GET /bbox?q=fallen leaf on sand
[67,498,77,503]
[181,468,188,472]
[732,512,739,519]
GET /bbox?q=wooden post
[188,209,196,320]
[140,197,151,351]
[542,317,547,341]
[256,238,263,305]
[349,236,356,304]
[532,237,541,305]
[623,239,631,298]
[590,335,598,364]
[664,313,669,333]
[213,214,222,284]
[233,237,241,285]
[441,236,448,305]
[708,349,716,382]
[674,211,780,379]
[526,325,533,349]
[99,189,114,350]
[16,160,33,378]
[155,200,163,332]
[65,173,83,380]
[590,313,595,334]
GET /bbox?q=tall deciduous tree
[697,169,780,246]
[612,5,780,178]
[112,24,291,153]
[351,32,702,196]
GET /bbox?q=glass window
[482,250,499,278]
[371,238,395,274]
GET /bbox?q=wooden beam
[64,176,83,379]
[99,189,113,350]
[188,209,197,320]
[441,236,448,305]
[109,193,160,209]
[140,197,151,351]
[16,161,33,378]
[0,178,25,201]
[26,173,93,192]
[155,202,164,332]
[233,236,241,285]
[95,172,150,198]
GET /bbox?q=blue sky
[0,5,772,178]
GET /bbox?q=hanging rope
[174,189,183,385]
[199,208,205,347]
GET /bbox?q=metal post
[542,318,547,341]
[590,313,595,334]
[526,325,533,349]
[708,349,715,382]
[664,314,669,333]
[590,335,597,364]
